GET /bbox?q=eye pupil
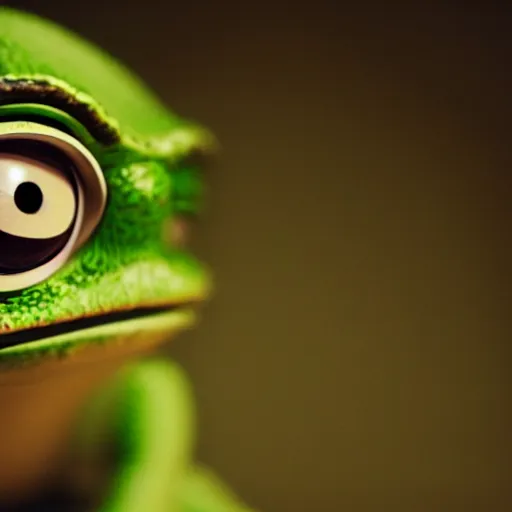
[14,182,44,214]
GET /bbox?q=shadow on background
[4,1,511,511]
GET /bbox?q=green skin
[0,8,254,512]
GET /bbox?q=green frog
[0,7,255,512]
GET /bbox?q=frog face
[0,8,215,368]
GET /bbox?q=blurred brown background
[5,1,511,511]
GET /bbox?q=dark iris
[0,229,73,274]
[14,182,44,214]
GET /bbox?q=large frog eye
[0,154,77,273]
[0,121,107,292]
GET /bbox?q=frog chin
[0,307,197,373]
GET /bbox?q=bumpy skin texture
[0,8,254,512]
[0,9,212,343]
[0,147,208,365]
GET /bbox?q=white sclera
[0,153,76,239]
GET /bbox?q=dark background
[4,1,511,511]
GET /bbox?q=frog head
[0,8,215,370]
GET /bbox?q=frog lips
[0,302,197,350]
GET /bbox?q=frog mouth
[0,302,196,351]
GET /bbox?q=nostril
[163,216,190,248]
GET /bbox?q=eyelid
[0,103,99,153]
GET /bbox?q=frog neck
[0,328,174,505]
